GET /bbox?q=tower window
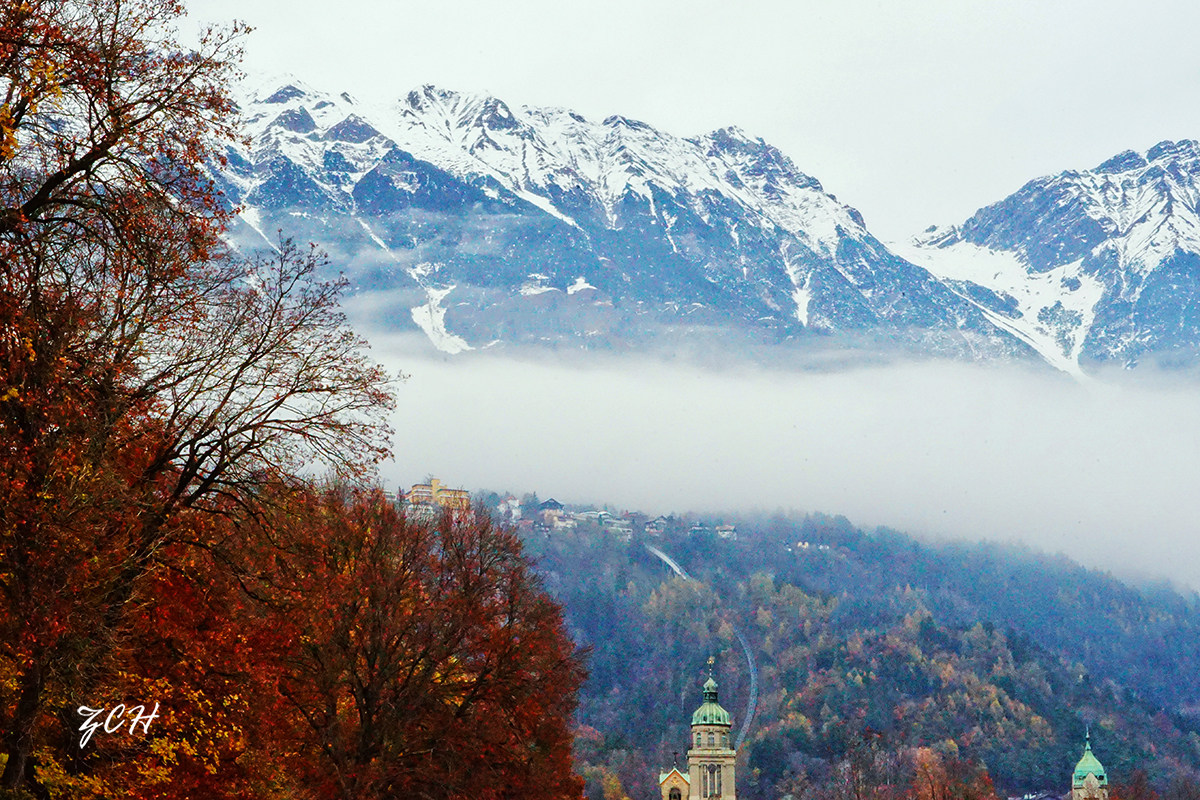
[705,764,721,797]
[696,732,702,747]
[707,732,715,747]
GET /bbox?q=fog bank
[372,336,1200,592]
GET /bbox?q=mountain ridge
[215,75,1037,362]
[215,73,1200,376]
[905,138,1200,372]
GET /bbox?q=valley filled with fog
[372,333,1200,592]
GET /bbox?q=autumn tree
[35,510,280,799]
[907,748,996,800]
[239,486,586,800]
[0,0,394,793]
[1112,770,1160,800]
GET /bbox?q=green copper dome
[1073,736,1107,788]
[691,677,732,726]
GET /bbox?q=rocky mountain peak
[262,83,307,105]
[696,126,824,195]
[904,139,1200,370]
[231,72,1200,371]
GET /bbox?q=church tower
[687,676,736,800]
[1071,733,1109,800]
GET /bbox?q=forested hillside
[519,512,1200,800]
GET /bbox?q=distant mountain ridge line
[216,73,1200,375]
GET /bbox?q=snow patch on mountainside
[356,217,394,254]
[792,287,813,327]
[568,276,596,294]
[894,237,1103,378]
[237,206,278,251]
[410,284,472,354]
[519,274,557,296]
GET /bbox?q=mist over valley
[371,334,1200,592]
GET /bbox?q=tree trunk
[1,662,44,789]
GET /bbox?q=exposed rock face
[907,140,1200,370]
[221,76,1200,372]
[218,76,1031,360]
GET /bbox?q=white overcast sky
[186,0,1200,241]
[182,1,1200,590]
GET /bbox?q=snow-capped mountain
[902,140,1200,372]
[216,76,1033,360]
[217,76,1200,374]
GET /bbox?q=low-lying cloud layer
[372,335,1200,592]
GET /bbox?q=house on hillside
[496,494,521,521]
[572,510,611,527]
[538,498,565,526]
[403,477,471,522]
[645,516,671,537]
[603,515,633,542]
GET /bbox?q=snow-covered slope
[213,75,1200,372]
[215,75,1032,360]
[892,238,1104,378]
[908,141,1200,370]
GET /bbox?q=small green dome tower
[686,675,736,799]
[691,677,731,726]
[1071,733,1108,800]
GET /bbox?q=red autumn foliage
[0,0,586,795]
[1112,770,1161,800]
[0,1,401,795]
[240,486,587,800]
[907,748,998,800]
[62,486,589,798]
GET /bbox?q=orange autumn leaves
[0,0,584,796]
[67,490,585,800]
[250,488,585,800]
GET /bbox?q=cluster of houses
[392,480,855,566]
[391,478,740,542]
[496,494,739,543]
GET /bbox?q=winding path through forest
[644,544,759,751]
